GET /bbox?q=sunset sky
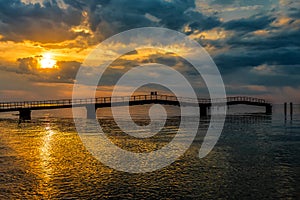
[0,0,299,102]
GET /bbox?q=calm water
[0,105,299,199]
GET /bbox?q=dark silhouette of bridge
[0,94,272,121]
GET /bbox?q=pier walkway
[0,94,272,120]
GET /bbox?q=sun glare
[40,53,57,69]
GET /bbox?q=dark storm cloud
[225,29,300,50]
[63,0,86,10]
[1,0,300,92]
[72,0,221,36]
[56,61,81,81]
[288,8,300,19]
[197,9,300,89]
[0,0,84,42]
[79,0,196,31]
[94,0,217,35]
[210,0,235,5]
[178,3,298,91]
[0,0,221,43]
[183,11,221,33]
[222,15,275,32]
[17,56,40,73]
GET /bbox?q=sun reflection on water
[39,123,55,184]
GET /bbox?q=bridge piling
[266,104,272,115]
[86,104,97,119]
[19,109,31,121]
[200,105,208,116]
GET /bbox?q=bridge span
[0,94,272,121]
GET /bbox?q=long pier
[0,94,272,121]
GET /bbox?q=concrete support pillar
[19,109,31,121]
[86,104,97,119]
[200,106,208,116]
[266,105,272,115]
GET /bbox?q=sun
[40,53,57,69]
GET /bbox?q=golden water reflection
[0,112,299,199]
[39,123,55,185]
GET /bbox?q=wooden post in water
[284,102,287,120]
[290,102,293,121]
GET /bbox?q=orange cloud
[253,30,269,36]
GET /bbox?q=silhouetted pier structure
[0,94,272,121]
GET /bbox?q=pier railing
[0,95,269,111]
